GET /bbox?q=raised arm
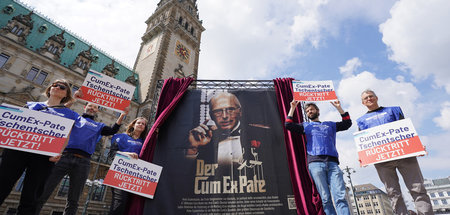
[288,100,300,117]
[330,100,345,114]
[285,99,305,134]
[331,100,352,131]
[101,106,130,136]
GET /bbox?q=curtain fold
[273,78,324,215]
[126,77,194,215]
[125,77,324,214]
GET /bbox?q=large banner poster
[353,118,426,166]
[79,70,135,113]
[143,89,296,214]
[0,104,74,156]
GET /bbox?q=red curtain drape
[273,78,325,215]
[126,77,194,215]
[126,77,323,214]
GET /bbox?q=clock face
[175,41,190,64]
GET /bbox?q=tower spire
[133,0,205,117]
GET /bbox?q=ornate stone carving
[49,30,66,47]
[102,60,119,77]
[38,24,48,33]
[174,63,185,77]
[125,75,138,86]
[70,46,94,73]
[0,12,34,45]
[3,5,15,14]
[38,30,66,62]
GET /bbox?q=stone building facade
[133,0,204,118]
[353,184,394,215]
[0,0,203,214]
[425,177,450,214]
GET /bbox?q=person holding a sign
[285,100,352,215]
[107,117,148,215]
[36,100,129,215]
[356,89,433,215]
[0,79,79,214]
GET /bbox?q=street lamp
[344,166,360,215]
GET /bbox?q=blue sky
[21,0,450,209]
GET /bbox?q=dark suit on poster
[143,90,296,215]
[195,123,270,180]
[186,92,274,182]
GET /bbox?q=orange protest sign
[103,153,162,199]
[79,70,135,113]
[0,104,74,156]
[292,80,338,101]
[353,118,426,166]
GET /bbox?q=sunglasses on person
[51,83,67,90]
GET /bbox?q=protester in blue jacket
[0,79,79,215]
[108,117,148,215]
[357,89,433,215]
[285,99,352,215]
[36,89,129,215]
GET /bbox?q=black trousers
[0,149,54,215]
[109,187,130,215]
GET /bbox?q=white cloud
[380,0,450,93]
[318,0,397,37]
[21,0,397,80]
[418,133,450,177]
[337,71,423,127]
[339,57,361,78]
[198,0,398,79]
[21,0,155,68]
[433,102,450,130]
[318,64,422,130]
[197,0,307,79]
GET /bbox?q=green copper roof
[0,0,141,102]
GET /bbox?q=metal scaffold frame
[148,79,308,125]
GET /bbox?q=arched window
[16,28,23,36]
[11,25,18,33]
[178,16,183,25]
[185,22,188,30]
[52,47,58,54]
[48,44,54,52]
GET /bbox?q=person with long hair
[36,94,129,215]
[108,117,148,215]
[0,79,79,214]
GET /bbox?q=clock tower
[134,0,204,117]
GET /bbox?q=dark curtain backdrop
[126,78,324,215]
[273,78,324,215]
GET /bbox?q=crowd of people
[285,89,433,215]
[0,79,147,215]
[0,79,433,215]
